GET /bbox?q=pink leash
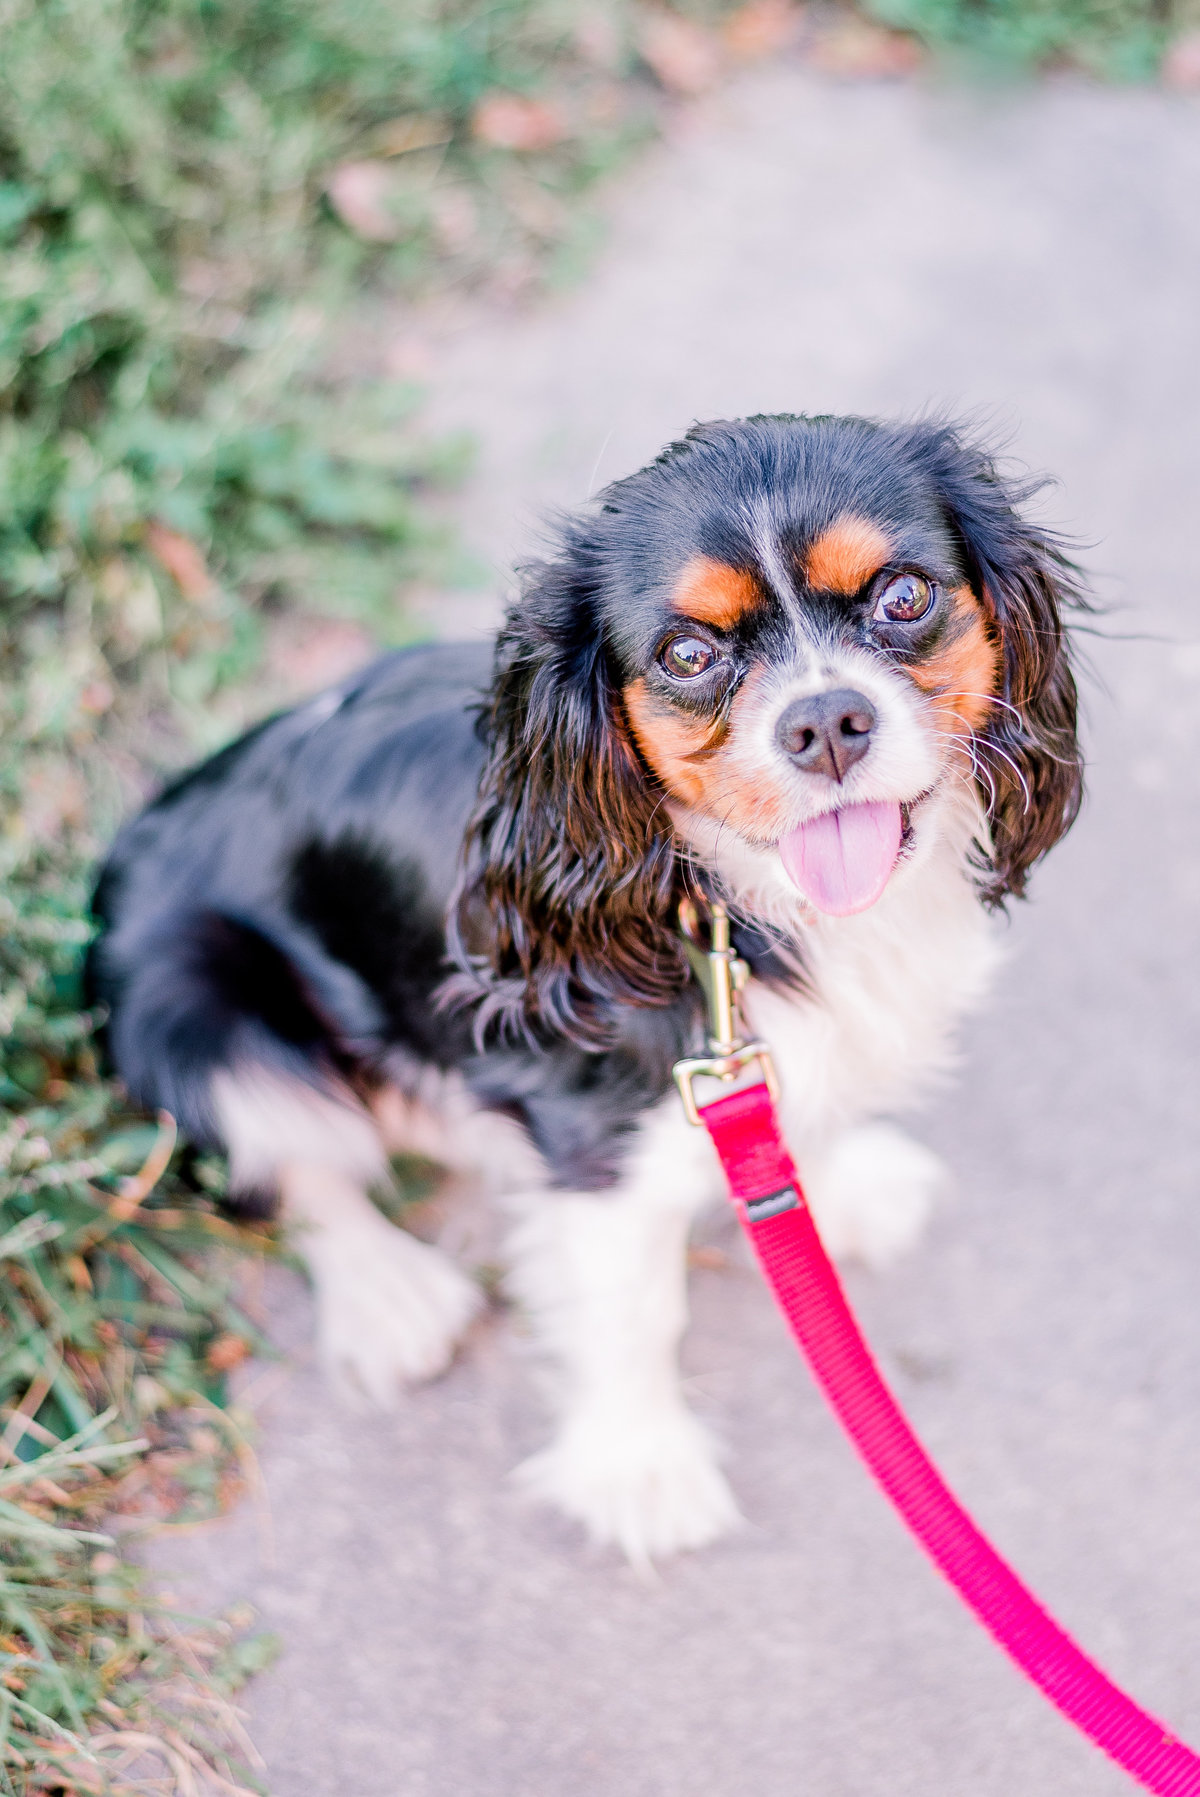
[696,1079,1200,1794]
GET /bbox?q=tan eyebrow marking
[670,555,764,629]
[803,516,893,595]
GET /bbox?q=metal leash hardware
[672,895,779,1127]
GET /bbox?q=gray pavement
[159,63,1200,1796]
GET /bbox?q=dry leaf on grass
[722,0,806,59]
[206,1333,250,1374]
[471,93,568,151]
[1162,30,1200,88]
[637,10,723,95]
[79,678,115,716]
[370,113,451,156]
[22,761,89,842]
[326,160,402,241]
[145,522,213,602]
[804,16,923,78]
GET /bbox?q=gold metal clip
[673,896,779,1126]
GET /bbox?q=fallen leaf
[326,160,402,241]
[688,1244,731,1271]
[472,93,568,151]
[67,1254,93,1293]
[145,521,212,601]
[371,113,452,156]
[637,10,723,95]
[804,16,923,77]
[1162,30,1200,88]
[723,0,805,59]
[207,1333,250,1373]
[22,760,88,840]
[79,678,115,715]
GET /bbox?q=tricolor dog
[88,415,1083,1563]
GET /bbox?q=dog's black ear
[907,423,1086,903]
[449,529,687,1047]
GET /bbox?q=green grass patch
[863,0,1180,77]
[0,2,714,1786]
[9,0,1182,1785]
[1,843,279,1792]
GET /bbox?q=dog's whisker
[974,738,1033,813]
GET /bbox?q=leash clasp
[673,896,779,1126]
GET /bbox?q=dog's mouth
[777,793,927,917]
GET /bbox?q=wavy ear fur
[907,423,1086,903]
[449,528,687,1048]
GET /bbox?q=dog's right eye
[660,635,716,678]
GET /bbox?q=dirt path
[160,61,1200,1796]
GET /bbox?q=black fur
[88,643,703,1195]
[88,414,1083,1201]
[455,414,1083,1039]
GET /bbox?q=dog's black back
[88,641,699,1194]
[89,414,1082,1209]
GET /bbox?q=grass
[1,843,280,1793]
[0,2,737,1788]
[0,1423,276,1797]
[864,0,1194,77]
[2,0,1194,1788]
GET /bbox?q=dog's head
[457,415,1084,1045]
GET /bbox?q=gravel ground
[157,62,1200,1796]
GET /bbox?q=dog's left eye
[873,573,935,624]
[660,635,717,678]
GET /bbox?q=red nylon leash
[696,1078,1200,1795]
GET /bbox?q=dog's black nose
[775,689,877,783]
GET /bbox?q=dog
[87,414,1083,1564]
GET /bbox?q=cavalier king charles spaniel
[88,414,1083,1564]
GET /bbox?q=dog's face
[461,416,1083,1044]
[605,431,1004,916]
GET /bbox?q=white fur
[210,704,1001,1558]
[803,1123,949,1271]
[506,1103,737,1568]
[282,1162,481,1401]
[503,785,995,1558]
[213,1069,481,1403]
[213,1065,385,1192]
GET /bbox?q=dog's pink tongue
[779,801,903,916]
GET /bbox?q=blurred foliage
[0,2,719,1786]
[0,842,279,1791]
[0,0,655,814]
[0,1424,275,1797]
[864,0,1177,76]
[4,0,1183,1785]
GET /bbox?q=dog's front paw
[312,1220,482,1404]
[516,1407,741,1566]
[805,1123,948,1271]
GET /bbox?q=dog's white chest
[741,841,1000,1148]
